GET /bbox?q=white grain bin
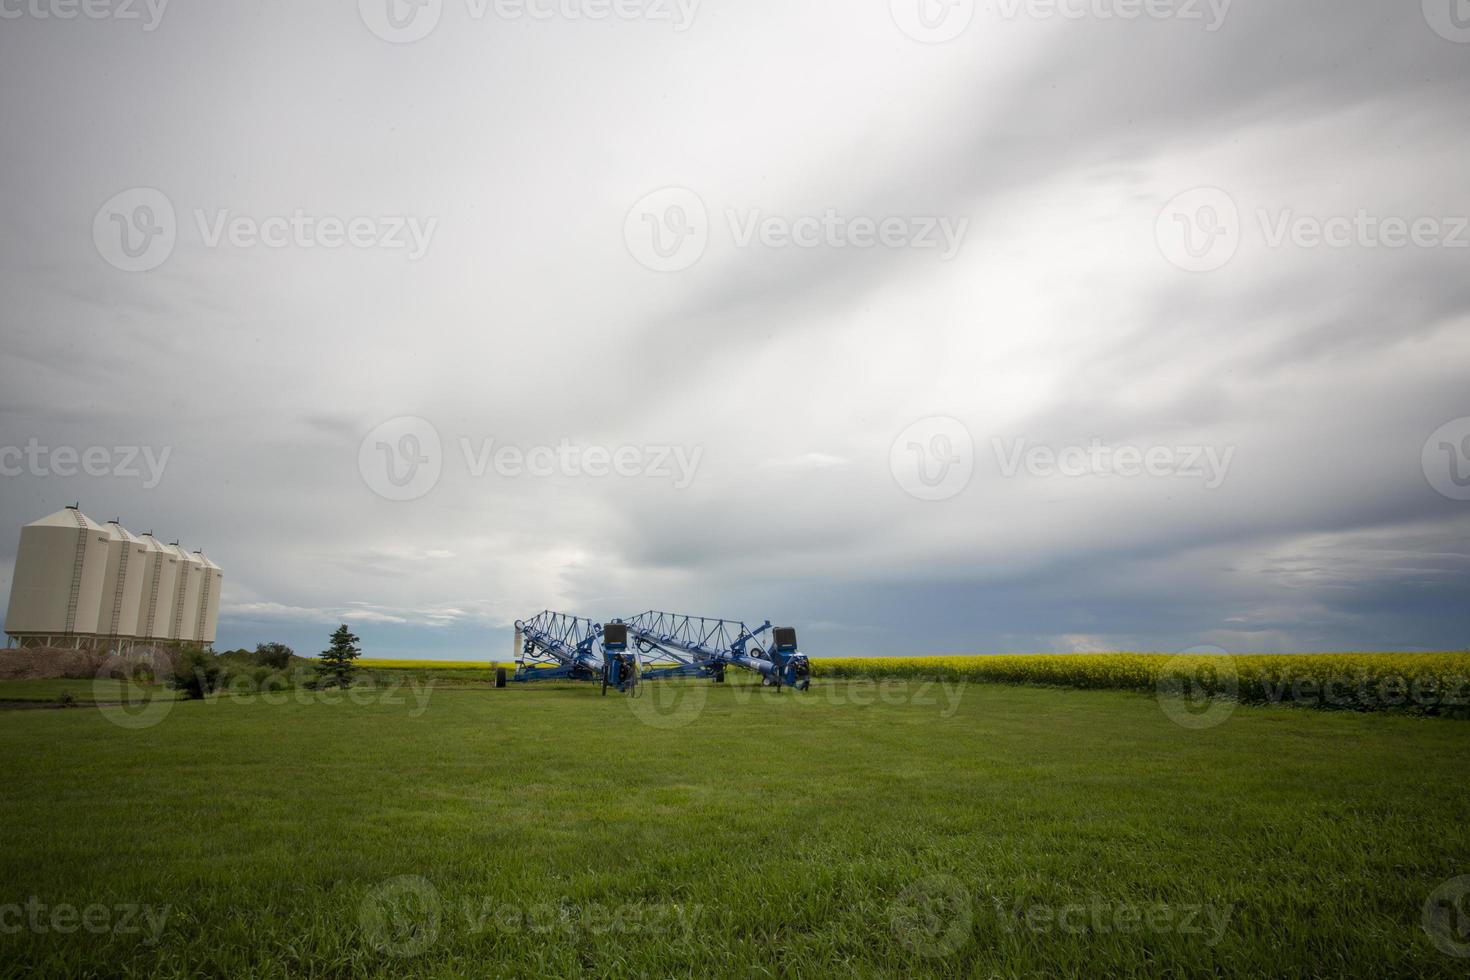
[3,506,110,646]
[129,532,162,637]
[171,545,204,642]
[193,551,222,645]
[137,532,179,641]
[96,521,148,646]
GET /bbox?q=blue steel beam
[512,610,605,682]
[621,610,810,690]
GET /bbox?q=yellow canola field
[815,652,1470,711]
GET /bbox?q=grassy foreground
[0,677,1467,977]
[0,678,183,705]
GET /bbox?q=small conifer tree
[317,624,361,687]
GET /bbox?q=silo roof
[29,507,104,531]
[102,521,144,544]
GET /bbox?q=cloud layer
[1,0,1467,657]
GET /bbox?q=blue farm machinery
[505,608,810,693]
[621,610,810,691]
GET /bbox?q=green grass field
[1,675,1467,977]
[0,678,182,705]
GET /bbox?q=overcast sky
[1,0,1467,658]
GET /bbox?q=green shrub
[255,642,294,671]
[168,647,223,700]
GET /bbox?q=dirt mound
[0,647,178,680]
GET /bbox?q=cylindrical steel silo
[130,532,161,638]
[192,551,222,645]
[2,506,110,646]
[137,533,179,641]
[171,545,204,642]
[97,521,147,646]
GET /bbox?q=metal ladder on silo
[144,560,161,638]
[171,548,188,639]
[108,540,130,640]
[195,569,210,642]
[63,510,87,637]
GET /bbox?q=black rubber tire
[495,667,507,689]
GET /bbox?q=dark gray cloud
[1,0,1467,658]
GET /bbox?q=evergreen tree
[317,624,361,687]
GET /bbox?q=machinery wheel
[601,667,610,696]
[495,667,507,689]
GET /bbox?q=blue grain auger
[506,608,811,694]
[510,610,640,695]
[620,610,811,691]
[511,610,603,683]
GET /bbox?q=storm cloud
[1,0,1466,657]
